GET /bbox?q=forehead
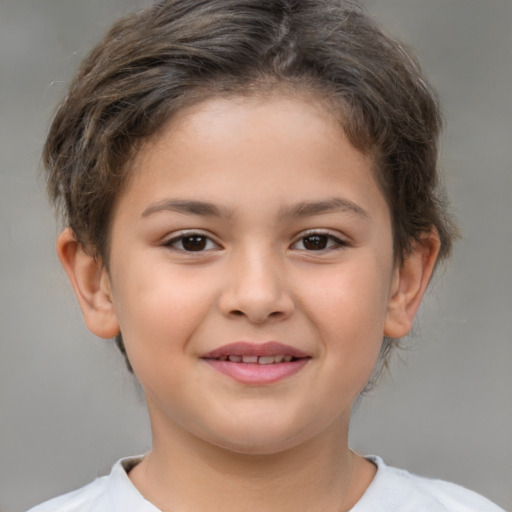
[121,94,388,224]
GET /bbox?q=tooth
[283,355,293,362]
[219,356,228,361]
[228,355,242,362]
[258,356,275,365]
[241,355,258,363]
[274,355,284,363]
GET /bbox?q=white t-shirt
[27,455,505,512]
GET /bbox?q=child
[29,0,505,510]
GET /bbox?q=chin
[202,421,315,456]
[213,437,301,456]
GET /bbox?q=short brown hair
[44,0,457,375]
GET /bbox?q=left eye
[292,233,345,251]
[165,234,219,252]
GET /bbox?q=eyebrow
[141,196,369,220]
[141,199,232,218]
[281,197,369,219]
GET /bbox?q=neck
[129,412,375,512]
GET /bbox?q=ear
[384,229,441,339]
[56,228,120,339]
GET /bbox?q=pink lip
[202,342,310,385]
[202,341,309,359]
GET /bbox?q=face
[103,95,399,454]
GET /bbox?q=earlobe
[384,229,441,339]
[57,228,120,339]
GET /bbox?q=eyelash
[163,230,347,253]
[163,231,221,252]
[290,230,348,252]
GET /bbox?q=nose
[218,245,295,324]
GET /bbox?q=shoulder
[26,476,110,512]
[351,456,505,512]
[26,456,158,512]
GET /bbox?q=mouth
[210,354,301,364]
[201,342,310,384]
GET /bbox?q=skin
[58,95,439,511]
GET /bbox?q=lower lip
[204,359,309,385]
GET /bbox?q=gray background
[1,1,511,511]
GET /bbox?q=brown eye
[181,235,208,251]
[165,233,219,252]
[291,232,346,251]
[302,234,329,250]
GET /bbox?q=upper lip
[202,342,310,359]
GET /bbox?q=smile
[202,342,310,384]
[213,354,299,364]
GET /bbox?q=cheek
[111,260,216,365]
[307,256,392,329]
[301,255,393,370]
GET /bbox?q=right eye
[164,233,220,252]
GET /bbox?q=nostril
[228,308,287,323]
